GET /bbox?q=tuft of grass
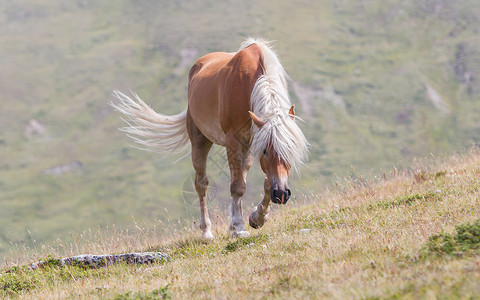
[414,170,447,183]
[367,191,441,210]
[288,212,350,231]
[42,255,63,268]
[0,257,109,297]
[425,218,480,257]
[0,270,37,295]
[223,234,269,252]
[169,236,219,258]
[111,284,172,300]
[268,274,302,296]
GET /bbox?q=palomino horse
[113,39,308,238]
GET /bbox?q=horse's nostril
[270,189,292,204]
[271,189,280,204]
[270,188,291,204]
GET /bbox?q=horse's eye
[263,149,268,156]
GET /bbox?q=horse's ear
[288,105,295,120]
[249,111,265,128]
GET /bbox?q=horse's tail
[111,90,190,155]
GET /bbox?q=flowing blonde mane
[240,38,309,171]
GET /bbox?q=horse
[112,38,308,239]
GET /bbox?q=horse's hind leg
[187,112,214,239]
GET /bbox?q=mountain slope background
[1,0,479,257]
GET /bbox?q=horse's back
[187,44,264,145]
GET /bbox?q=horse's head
[259,142,291,204]
[249,106,297,205]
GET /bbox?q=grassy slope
[2,149,480,299]
[1,0,480,256]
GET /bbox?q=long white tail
[111,90,190,155]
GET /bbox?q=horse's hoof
[232,230,250,238]
[249,215,263,229]
[202,231,214,240]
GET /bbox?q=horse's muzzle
[271,188,291,204]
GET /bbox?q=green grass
[425,218,480,257]
[367,191,441,210]
[2,150,480,298]
[111,285,172,300]
[288,191,442,231]
[0,260,102,296]
[224,234,270,253]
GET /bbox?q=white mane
[239,38,309,171]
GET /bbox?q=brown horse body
[113,39,308,238]
[188,46,262,146]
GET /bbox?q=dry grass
[2,149,480,299]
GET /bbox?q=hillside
[1,0,480,257]
[1,149,480,298]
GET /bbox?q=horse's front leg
[226,139,252,238]
[249,177,271,229]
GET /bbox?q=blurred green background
[1,0,479,257]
